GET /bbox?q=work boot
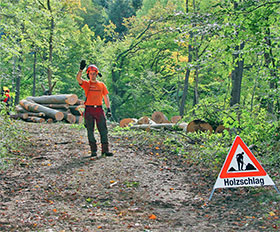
[101,143,113,157]
[89,142,97,157]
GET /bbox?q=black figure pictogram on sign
[228,151,257,172]
[236,152,244,171]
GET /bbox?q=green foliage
[183,102,280,170]
[0,105,28,168]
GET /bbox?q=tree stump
[151,111,169,123]
[187,119,213,134]
[119,118,138,127]
[215,125,229,133]
[137,116,155,125]
[171,116,182,123]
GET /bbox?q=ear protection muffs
[86,65,102,79]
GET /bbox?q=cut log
[30,116,45,123]
[75,99,85,105]
[47,118,54,123]
[151,111,169,123]
[15,105,45,117]
[15,105,28,113]
[41,103,69,110]
[187,119,213,134]
[24,116,45,123]
[60,110,76,124]
[69,105,83,115]
[27,112,46,117]
[67,114,76,124]
[26,94,78,105]
[131,123,175,129]
[19,99,64,121]
[10,113,29,120]
[171,116,182,123]
[137,116,156,125]
[119,118,138,127]
[178,122,188,131]
[215,125,229,133]
[19,100,39,112]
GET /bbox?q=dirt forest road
[0,122,279,231]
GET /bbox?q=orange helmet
[86,65,102,77]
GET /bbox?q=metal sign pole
[209,188,215,201]
[274,185,280,194]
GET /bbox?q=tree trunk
[230,1,245,107]
[230,42,245,106]
[47,0,54,92]
[264,26,278,113]
[180,0,195,116]
[15,56,22,105]
[193,67,199,107]
[32,51,37,96]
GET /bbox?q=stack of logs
[13,94,85,124]
[119,111,227,134]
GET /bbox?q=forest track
[0,122,279,231]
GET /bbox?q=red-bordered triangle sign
[220,136,266,178]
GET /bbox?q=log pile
[119,112,187,131]
[120,111,228,134]
[13,94,84,124]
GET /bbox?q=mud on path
[0,122,279,231]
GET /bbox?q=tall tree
[179,0,194,116]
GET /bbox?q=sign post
[209,135,279,201]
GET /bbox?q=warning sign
[213,136,275,189]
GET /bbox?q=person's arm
[76,70,83,85]
[77,60,86,85]
[104,94,112,118]
[104,94,110,109]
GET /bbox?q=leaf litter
[0,122,279,231]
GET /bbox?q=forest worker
[1,87,11,115]
[76,60,113,157]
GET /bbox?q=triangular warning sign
[212,135,276,190]
[209,136,280,200]
[220,136,266,178]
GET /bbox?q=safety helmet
[3,87,9,92]
[86,65,102,77]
